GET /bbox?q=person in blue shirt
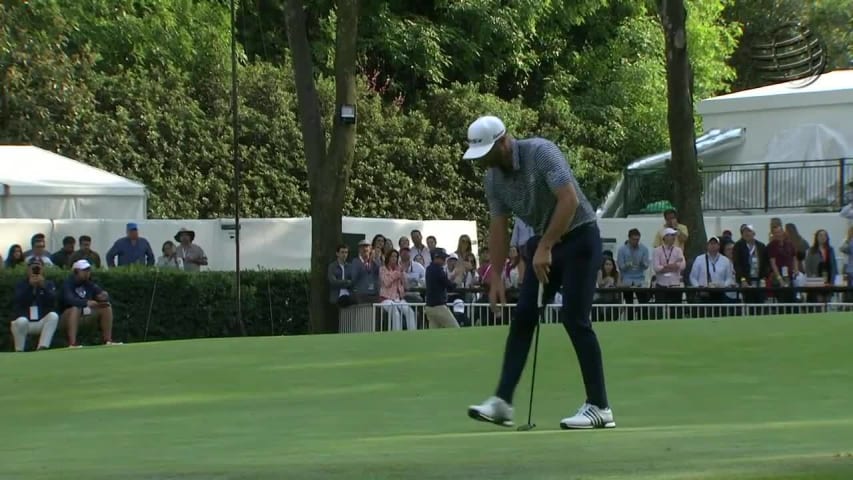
[59,259,122,348]
[11,258,59,352]
[423,249,462,328]
[105,223,155,267]
[616,228,651,319]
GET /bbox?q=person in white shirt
[689,236,735,305]
[399,246,426,303]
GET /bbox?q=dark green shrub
[0,266,310,351]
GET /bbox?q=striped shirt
[484,138,596,235]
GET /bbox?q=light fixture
[340,104,356,124]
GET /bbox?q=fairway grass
[1,313,852,479]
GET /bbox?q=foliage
[1,0,744,235]
[0,267,310,351]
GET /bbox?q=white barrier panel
[0,219,54,257]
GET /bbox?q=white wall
[0,217,479,271]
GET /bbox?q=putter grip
[537,282,544,308]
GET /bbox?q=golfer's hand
[489,281,507,316]
[532,246,552,284]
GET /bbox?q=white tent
[0,145,148,219]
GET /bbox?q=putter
[518,281,545,432]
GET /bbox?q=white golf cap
[462,115,506,160]
[448,253,459,260]
[663,227,678,236]
[72,259,92,270]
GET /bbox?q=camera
[32,266,41,275]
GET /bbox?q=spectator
[10,258,59,352]
[382,238,395,259]
[157,241,184,270]
[327,244,355,308]
[50,236,76,269]
[413,254,426,267]
[106,223,155,267]
[477,247,492,296]
[22,233,46,257]
[25,237,55,267]
[768,217,783,242]
[689,236,735,305]
[733,224,770,307]
[379,249,416,331]
[351,239,381,303]
[721,230,733,245]
[841,226,853,302]
[5,244,25,269]
[617,228,650,319]
[410,230,431,265]
[721,240,739,304]
[174,227,208,272]
[767,224,798,305]
[594,257,621,321]
[423,249,460,328]
[371,234,386,262]
[652,228,686,306]
[785,223,809,270]
[455,234,473,258]
[398,236,411,251]
[69,235,102,268]
[504,246,522,289]
[59,259,121,348]
[399,246,426,303]
[804,229,837,303]
[653,209,689,250]
[426,235,438,254]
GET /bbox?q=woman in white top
[157,241,184,270]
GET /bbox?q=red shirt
[767,239,796,277]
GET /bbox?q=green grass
[2,313,853,480]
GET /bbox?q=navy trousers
[495,222,609,409]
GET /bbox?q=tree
[284,0,359,334]
[659,0,707,260]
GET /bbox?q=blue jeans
[495,222,609,408]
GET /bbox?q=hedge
[0,266,310,351]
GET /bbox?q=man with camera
[60,259,122,348]
[10,258,60,352]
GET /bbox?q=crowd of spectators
[2,223,208,272]
[332,211,853,328]
[5,223,211,351]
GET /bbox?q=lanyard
[707,254,718,273]
[663,246,674,264]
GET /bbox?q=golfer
[464,115,615,430]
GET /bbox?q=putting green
[1,313,851,479]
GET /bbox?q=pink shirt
[379,266,405,301]
[652,245,686,287]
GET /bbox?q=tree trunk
[285,0,359,334]
[659,0,707,261]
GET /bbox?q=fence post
[840,158,847,208]
[763,163,770,212]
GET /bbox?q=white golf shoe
[559,402,616,430]
[467,396,514,427]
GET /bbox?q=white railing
[338,301,853,333]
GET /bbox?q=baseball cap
[432,248,448,259]
[707,236,720,243]
[358,239,371,246]
[462,116,506,160]
[741,224,755,233]
[72,259,92,270]
[126,222,138,231]
[663,227,678,236]
[448,253,459,260]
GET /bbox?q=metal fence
[339,286,852,333]
[623,158,851,214]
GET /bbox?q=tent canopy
[0,145,148,219]
[698,70,853,116]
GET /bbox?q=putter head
[517,423,536,431]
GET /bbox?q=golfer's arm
[488,216,509,283]
[540,185,578,250]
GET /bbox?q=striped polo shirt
[484,138,596,236]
